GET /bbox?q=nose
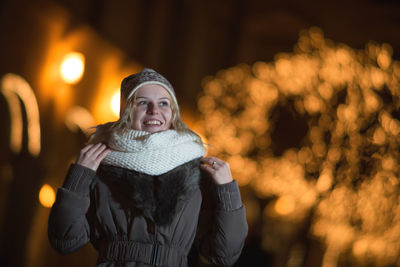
[146,103,159,114]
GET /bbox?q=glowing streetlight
[60,52,85,84]
[38,184,55,208]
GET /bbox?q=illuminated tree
[196,27,400,266]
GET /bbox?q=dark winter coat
[48,158,248,267]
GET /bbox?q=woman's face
[131,84,173,133]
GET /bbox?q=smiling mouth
[144,120,162,125]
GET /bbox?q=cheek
[131,110,144,127]
[165,109,173,125]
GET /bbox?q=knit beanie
[119,68,178,116]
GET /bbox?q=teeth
[144,120,161,125]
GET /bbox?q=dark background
[1,0,400,266]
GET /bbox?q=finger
[80,144,95,154]
[200,160,221,173]
[96,148,110,161]
[200,158,214,168]
[200,164,216,174]
[203,156,224,164]
[93,149,110,167]
[87,143,105,157]
[201,157,221,165]
[201,157,221,168]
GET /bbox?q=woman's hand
[75,143,110,171]
[200,156,233,185]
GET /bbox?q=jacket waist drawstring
[98,240,185,266]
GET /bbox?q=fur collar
[97,158,202,226]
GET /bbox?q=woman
[48,68,248,267]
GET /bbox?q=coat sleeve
[195,176,248,266]
[48,164,96,254]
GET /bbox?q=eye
[137,100,147,105]
[159,101,170,107]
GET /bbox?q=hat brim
[126,81,178,107]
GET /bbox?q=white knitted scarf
[102,129,206,175]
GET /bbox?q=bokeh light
[1,73,41,156]
[65,106,95,135]
[197,27,400,266]
[110,90,120,117]
[38,184,55,208]
[59,52,85,84]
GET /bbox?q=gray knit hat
[120,68,178,116]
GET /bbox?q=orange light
[39,184,55,208]
[65,106,95,134]
[274,195,295,215]
[110,90,120,118]
[60,52,85,84]
[197,28,400,265]
[1,73,41,156]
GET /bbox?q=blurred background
[1,0,400,266]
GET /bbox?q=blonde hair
[89,90,204,146]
